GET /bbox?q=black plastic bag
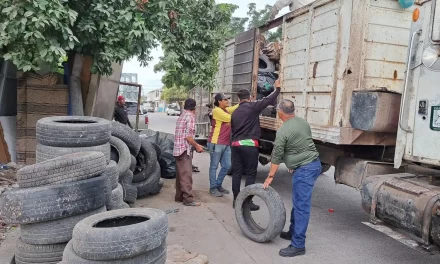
[257,72,278,97]
[159,151,176,179]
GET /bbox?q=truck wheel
[321,163,331,173]
[18,151,106,188]
[20,207,106,245]
[36,116,111,148]
[72,208,168,261]
[36,143,111,164]
[15,238,66,264]
[0,176,109,224]
[110,136,131,178]
[111,121,141,156]
[235,184,286,243]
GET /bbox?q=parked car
[126,101,149,131]
[166,105,181,116]
[145,105,155,113]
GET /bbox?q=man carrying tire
[114,95,133,129]
[207,93,239,197]
[173,98,204,207]
[231,80,281,211]
[263,99,322,258]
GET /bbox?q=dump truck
[209,0,440,250]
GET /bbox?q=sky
[122,0,289,94]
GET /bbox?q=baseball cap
[214,93,230,106]
[184,98,196,110]
[237,89,251,100]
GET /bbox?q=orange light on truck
[413,8,420,22]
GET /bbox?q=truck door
[395,2,440,167]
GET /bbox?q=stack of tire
[0,151,110,264]
[61,208,168,264]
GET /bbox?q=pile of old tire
[0,151,110,264]
[61,208,168,264]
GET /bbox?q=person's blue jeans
[207,143,231,190]
[289,158,322,248]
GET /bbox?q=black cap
[184,98,196,110]
[237,89,251,100]
[214,93,230,106]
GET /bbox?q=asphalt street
[147,112,440,264]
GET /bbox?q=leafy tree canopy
[160,85,187,103]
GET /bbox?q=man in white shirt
[269,0,315,20]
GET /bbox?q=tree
[225,17,248,41]
[161,86,187,103]
[0,0,235,79]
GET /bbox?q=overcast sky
[122,0,288,94]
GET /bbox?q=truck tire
[36,116,111,148]
[120,170,134,185]
[15,238,66,264]
[258,54,275,73]
[134,162,161,198]
[107,184,124,210]
[321,163,331,173]
[17,152,106,188]
[72,208,168,261]
[111,121,141,156]
[235,184,286,243]
[62,240,166,264]
[132,140,157,183]
[36,143,111,164]
[110,136,131,177]
[105,161,119,190]
[20,207,106,245]
[122,183,138,204]
[130,155,136,172]
[0,175,109,224]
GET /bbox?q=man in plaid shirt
[173,98,204,206]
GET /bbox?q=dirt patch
[166,244,209,264]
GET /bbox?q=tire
[107,184,124,210]
[122,183,138,204]
[110,136,131,178]
[20,207,106,245]
[134,162,161,198]
[234,184,286,243]
[258,54,276,73]
[0,175,110,224]
[17,152,106,188]
[15,238,66,264]
[62,240,166,264]
[105,161,119,190]
[36,143,111,164]
[150,179,164,196]
[321,163,331,173]
[130,155,136,172]
[72,208,168,261]
[120,170,133,185]
[111,121,141,156]
[132,140,158,183]
[113,201,130,210]
[36,116,111,148]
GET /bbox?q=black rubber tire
[130,155,136,172]
[36,116,111,148]
[111,121,141,156]
[36,143,111,164]
[107,184,124,210]
[110,136,131,178]
[134,162,161,198]
[150,179,164,196]
[132,140,158,183]
[122,183,138,204]
[15,238,66,264]
[105,161,119,190]
[120,169,134,185]
[321,163,331,173]
[62,239,166,264]
[113,201,131,210]
[17,151,106,188]
[20,207,106,245]
[0,175,110,224]
[72,208,168,261]
[235,184,286,243]
[258,54,276,73]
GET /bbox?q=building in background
[146,89,165,112]
[119,73,139,101]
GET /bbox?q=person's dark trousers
[231,146,259,198]
[288,158,322,249]
[175,153,195,204]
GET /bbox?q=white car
[166,105,181,116]
[126,101,149,131]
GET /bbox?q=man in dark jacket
[114,95,132,128]
[231,79,281,210]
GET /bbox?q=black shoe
[280,231,291,241]
[279,246,305,258]
[217,186,230,194]
[250,202,260,211]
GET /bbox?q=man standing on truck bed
[114,95,133,128]
[231,80,281,211]
[207,93,239,198]
[263,99,321,258]
[269,0,315,20]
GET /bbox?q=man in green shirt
[263,99,322,258]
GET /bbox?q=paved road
[148,113,440,264]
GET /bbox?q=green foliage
[246,3,272,30]
[161,86,187,103]
[225,16,248,41]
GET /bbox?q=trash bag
[159,151,176,179]
[257,72,278,98]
